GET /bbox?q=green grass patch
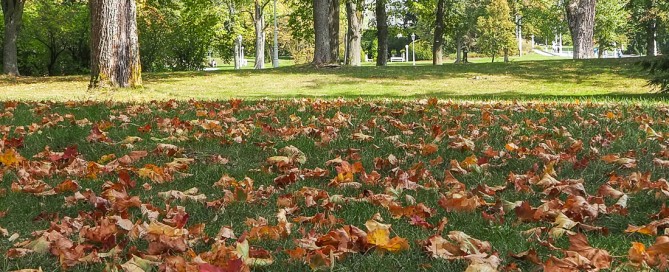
[0,99,668,270]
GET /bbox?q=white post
[272,0,279,68]
[531,35,535,49]
[405,45,409,62]
[411,33,416,66]
[559,33,563,54]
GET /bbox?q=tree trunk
[432,0,445,65]
[229,2,239,69]
[565,0,596,59]
[254,1,265,69]
[455,37,462,63]
[329,0,340,62]
[313,0,331,65]
[504,48,509,63]
[646,0,657,57]
[89,0,142,88]
[2,0,25,76]
[375,0,388,66]
[345,0,362,66]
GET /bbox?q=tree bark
[375,0,388,66]
[313,0,331,65]
[89,0,142,88]
[646,0,657,56]
[455,37,462,64]
[345,0,362,66]
[565,0,596,59]
[2,0,25,76]
[433,0,445,65]
[329,0,340,62]
[504,48,509,63]
[254,1,265,69]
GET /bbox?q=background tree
[477,0,516,62]
[2,0,25,76]
[22,0,89,76]
[89,0,142,88]
[253,0,271,69]
[138,0,219,72]
[345,0,363,66]
[376,0,388,66]
[594,0,628,58]
[565,0,596,59]
[626,0,668,56]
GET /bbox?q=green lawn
[1,99,669,271]
[0,57,660,102]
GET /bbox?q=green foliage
[477,0,516,61]
[594,0,629,55]
[138,0,220,72]
[412,40,433,61]
[18,0,89,76]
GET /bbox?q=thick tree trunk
[375,0,388,66]
[345,0,362,66]
[329,0,340,62]
[433,0,445,65]
[2,0,25,76]
[89,0,142,88]
[254,1,265,69]
[313,0,331,65]
[565,0,596,59]
[646,0,657,56]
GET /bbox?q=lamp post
[411,33,416,66]
[272,0,279,68]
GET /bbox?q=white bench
[390,57,405,62]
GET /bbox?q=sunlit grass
[0,57,660,103]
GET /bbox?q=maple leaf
[0,149,22,167]
[235,239,274,267]
[567,233,612,270]
[158,187,207,203]
[364,218,409,253]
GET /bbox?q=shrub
[640,56,669,93]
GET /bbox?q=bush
[412,40,432,61]
[640,56,669,93]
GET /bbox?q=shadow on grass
[141,57,651,87]
[239,90,669,102]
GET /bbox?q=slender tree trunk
[254,1,265,69]
[345,0,362,66]
[455,37,462,63]
[2,0,25,76]
[229,2,239,69]
[329,0,340,62]
[89,0,142,88]
[433,0,445,65]
[565,0,596,59]
[313,0,331,65]
[504,48,509,63]
[375,0,388,66]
